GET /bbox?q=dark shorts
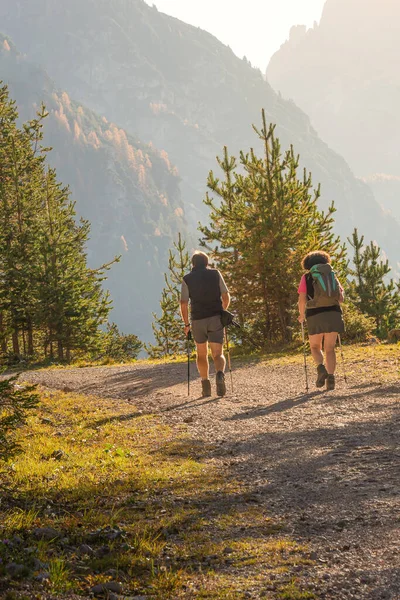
[191,315,224,344]
[307,310,345,336]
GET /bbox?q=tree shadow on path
[225,383,400,422]
[224,390,323,420]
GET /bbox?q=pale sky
[145,0,326,70]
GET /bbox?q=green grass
[0,387,316,599]
[48,557,72,593]
[278,580,317,599]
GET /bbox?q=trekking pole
[301,322,309,393]
[225,329,234,393]
[337,334,348,384]
[187,330,192,396]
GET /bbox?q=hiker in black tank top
[298,251,345,391]
[180,251,231,398]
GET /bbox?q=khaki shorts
[191,315,224,344]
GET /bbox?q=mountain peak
[267,0,400,175]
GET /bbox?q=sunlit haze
[144,0,326,70]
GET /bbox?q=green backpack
[306,264,341,309]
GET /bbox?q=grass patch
[278,579,317,599]
[0,388,315,598]
[48,557,72,593]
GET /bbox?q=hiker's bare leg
[196,342,209,380]
[309,333,324,365]
[324,332,338,374]
[210,342,226,373]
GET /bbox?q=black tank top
[183,267,223,320]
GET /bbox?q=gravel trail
[24,356,400,600]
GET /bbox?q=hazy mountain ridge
[362,174,400,223]
[0,0,397,254]
[0,34,185,339]
[2,0,400,329]
[267,0,400,227]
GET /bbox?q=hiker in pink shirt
[298,251,344,391]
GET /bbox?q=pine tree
[348,229,400,337]
[37,168,115,361]
[0,83,47,357]
[200,110,346,346]
[203,147,246,327]
[0,377,39,461]
[0,83,118,362]
[102,323,142,361]
[148,233,190,358]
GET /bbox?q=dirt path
[24,356,400,600]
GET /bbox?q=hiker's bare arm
[180,301,189,327]
[222,292,231,310]
[180,280,190,335]
[298,293,307,323]
[218,272,230,310]
[339,285,345,303]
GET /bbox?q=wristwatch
[184,323,190,327]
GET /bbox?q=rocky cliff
[267,0,400,228]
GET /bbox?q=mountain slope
[0,35,185,339]
[1,0,399,264]
[267,0,400,225]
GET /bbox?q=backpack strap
[305,273,314,300]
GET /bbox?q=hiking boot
[326,374,335,391]
[316,364,328,388]
[201,379,212,397]
[216,371,226,397]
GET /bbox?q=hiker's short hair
[302,251,331,271]
[192,251,209,268]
